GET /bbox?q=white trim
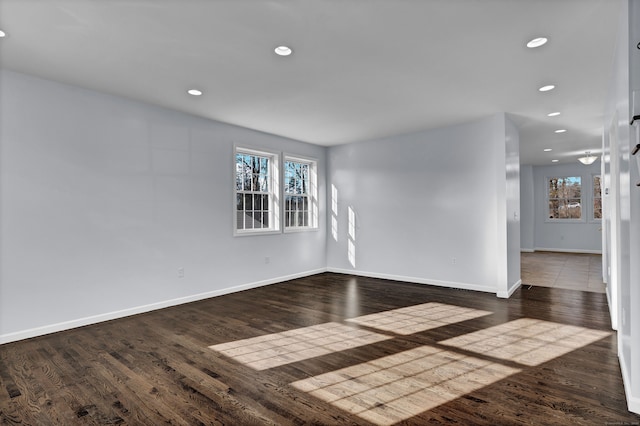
[283,227,319,234]
[0,268,326,345]
[283,154,318,231]
[327,267,496,294]
[606,286,616,331]
[619,350,640,414]
[233,145,281,236]
[533,247,603,254]
[497,279,521,299]
[520,248,535,253]
[545,175,586,223]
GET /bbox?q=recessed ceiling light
[0,30,6,38]
[544,148,552,152]
[187,89,203,96]
[527,37,548,48]
[552,159,559,163]
[539,85,555,92]
[274,46,292,56]
[547,112,561,117]
[555,129,567,133]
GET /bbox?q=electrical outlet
[452,257,456,265]
[177,267,184,278]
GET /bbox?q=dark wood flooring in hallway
[1,273,638,425]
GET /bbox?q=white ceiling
[0,0,622,165]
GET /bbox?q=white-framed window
[235,147,280,235]
[284,156,318,231]
[593,174,602,221]
[547,176,582,220]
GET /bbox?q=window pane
[283,158,317,229]
[235,149,278,233]
[593,176,602,196]
[548,200,559,219]
[548,176,581,220]
[245,212,254,229]
[593,175,602,220]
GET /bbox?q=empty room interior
[1,1,640,424]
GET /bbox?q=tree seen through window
[548,176,582,219]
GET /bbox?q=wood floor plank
[1,271,638,425]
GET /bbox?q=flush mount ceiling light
[544,148,552,152]
[274,46,292,56]
[527,37,548,48]
[539,85,555,92]
[187,89,203,96]
[555,129,567,133]
[552,159,559,163]
[0,30,6,38]
[578,151,597,165]
[547,112,561,117]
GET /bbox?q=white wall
[602,0,639,414]
[0,71,524,343]
[519,165,535,251]
[530,162,602,253]
[326,113,520,296]
[505,117,521,294]
[629,0,640,406]
[0,70,327,343]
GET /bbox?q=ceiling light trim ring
[274,46,292,56]
[527,37,548,48]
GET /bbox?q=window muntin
[548,176,582,220]
[284,157,318,230]
[235,149,279,234]
[593,175,602,220]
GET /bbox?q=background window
[593,175,602,220]
[284,157,317,229]
[548,176,582,219]
[235,149,279,233]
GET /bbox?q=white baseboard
[619,350,640,414]
[520,248,535,253]
[497,279,522,299]
[327,267,497,294]
[533,247,602,254]
[0,268,327,345]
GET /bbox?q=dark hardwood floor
[1,273,638,425]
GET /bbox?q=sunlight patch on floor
[292,345,520,426]
[439,318,611,366]
[346,302,492,335]
[208,322,391,370]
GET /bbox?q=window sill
[543,219,586,224]
[284,227,319,234]
[234,229,281,237]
